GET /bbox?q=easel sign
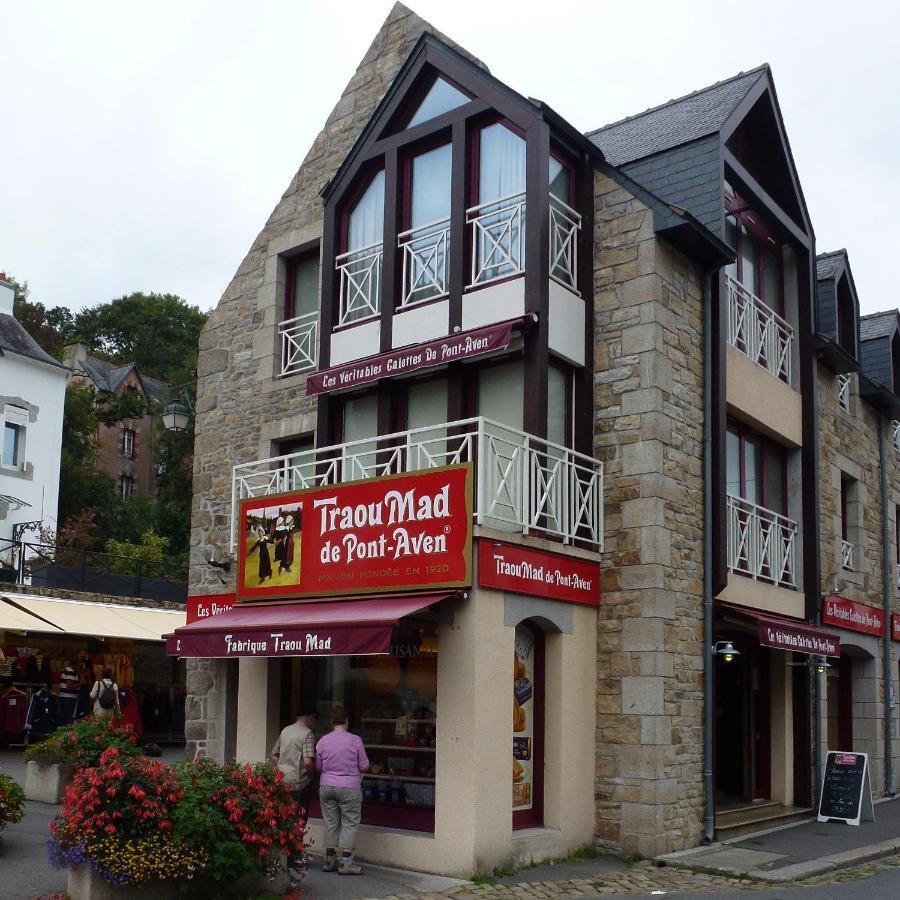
[817,751,874,826]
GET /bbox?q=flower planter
[68,866,181,900]
[24,761,71,804]
[67,865,281,900]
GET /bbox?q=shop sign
[822,595,884,637]
[307,321,513,395]
[237,464,473,601]
[478,540,600,606]
[817,751,874,826]
[186,593,235,625]
[891,613,900,642]
[166,625,389,659]
[758,621,840,657]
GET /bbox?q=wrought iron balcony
[837,373,850,412]
[465,191,582,293]
[726,275,793,384]
[232,417,603,553]
[727,493,798,589]
[841,538,854,572]
[549,195,581,294]
[279,311,319,376]
[467,191,526,287]
[893,420,900,454]
[896,561,900,590]
[336,242,383,326]
[398,218,450,307]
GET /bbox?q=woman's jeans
[319,785,362,851]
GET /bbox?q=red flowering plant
[48,747,204,887]
[24,715,140,769]
[171,758,309,888]
[48,750,307,893]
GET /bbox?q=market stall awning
[166,592,456,658]
[1,592,185,642]
[0,598,64,634]
[718,601,840,657]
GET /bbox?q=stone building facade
[178,2,900,872]
[592,173,707,854]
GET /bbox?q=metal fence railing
[0,540,187,603]
[232,416,603,554]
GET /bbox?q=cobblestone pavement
[359,852,900,899]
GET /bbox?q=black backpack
[98,680,116,710]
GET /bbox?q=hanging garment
[118,688,143,735]
[0,687,27,743]
[25,690,60,739]
[112,655,134,688]
[73,684,93,721]
[26,653,51,687]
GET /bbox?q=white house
[0,274,69,553]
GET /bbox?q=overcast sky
[2,1,897,316]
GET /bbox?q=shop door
[715,640,770,804]
[751,649,771,801]
[512,622,544,829]
[714,642,746,803]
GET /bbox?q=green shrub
[0,772,25,831]
[24,715,141,768]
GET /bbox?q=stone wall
[184,3,484,760]
[816,363,900,793]
[592,171,706,855]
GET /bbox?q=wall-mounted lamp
[713,641,740,663]
[814,656,831,674]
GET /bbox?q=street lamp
[712,640,740,663]
[162,401,191,432]
[162,378,196,433]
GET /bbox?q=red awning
[165,592,454,659]
[718,602,840,657]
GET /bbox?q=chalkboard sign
[817,751,874,826]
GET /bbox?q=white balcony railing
[727,493,798,589]
[467,192,526,287]
[232,417,603,553]
[549,195,581,294]
[279,311,319,376]
[841,539,854,572]
[398,218,450,307]
[893,420,900,454]
[726,275,793,384]
[837,373,850,412]
[336,242,382,326]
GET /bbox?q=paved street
[4,747,900,899]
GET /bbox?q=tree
[73,292,208,385]
[5,273,75,360]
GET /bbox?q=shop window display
[299,619,438,831]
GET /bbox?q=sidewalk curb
[659,837,900,883]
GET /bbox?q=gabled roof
[0,313,69,371]
[860,311,900,342]
[77,356,169,403]
[816,250,847,281]
[587,66,768,166]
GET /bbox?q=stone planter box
[67,865,287,899]
[24,761,71,804]
[68,867,180,900]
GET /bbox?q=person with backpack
[89,667,120,719]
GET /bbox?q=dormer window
[337,170,385,325]
[406,77,470,129]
